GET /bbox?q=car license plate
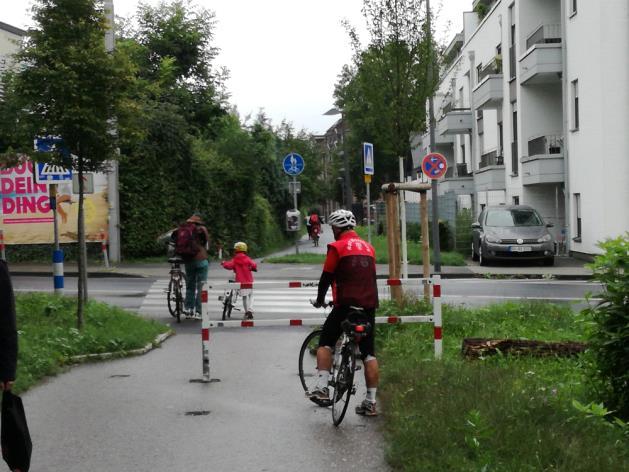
[510,246,532,252]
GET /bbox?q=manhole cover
[185,411,211,416]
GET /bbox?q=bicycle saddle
[168,257,183,263]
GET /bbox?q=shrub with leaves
[584,232,629,419]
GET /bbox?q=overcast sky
[2,0,471,134]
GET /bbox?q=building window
[571,79,579,130]
[458,87,465,107]
[513,196,520,205]
[571,0,577,15]
[461,144,466,164]
[574,193,582,241]
[509,4,516,80]
[476,63,483,84]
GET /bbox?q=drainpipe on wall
[560,0,571,255]
[468,50,478,210]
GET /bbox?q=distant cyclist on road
[171,214,210,319]
[221,242,257,320]
[309,209,380,416]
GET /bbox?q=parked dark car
[471,205,555,266]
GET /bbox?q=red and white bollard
[0,229,5,261]
[100,231,110,269]
[201,285,211,382]
[432,274,442,359]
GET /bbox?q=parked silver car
[471,205,555,266]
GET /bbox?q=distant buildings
[412,0,629,257]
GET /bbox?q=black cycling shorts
[318,306,376,360]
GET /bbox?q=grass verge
[354,226,466,266]
[13,293,170,394]
[263,253,326,264]
[377,300,629,470]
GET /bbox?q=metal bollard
[100,231,110,268]
[201,286,211,382]
[432,274,442,359]
[53,249,64,295]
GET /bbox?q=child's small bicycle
[218,280,240,320]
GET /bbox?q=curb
[68,330,174,364]
[374,273,593,281]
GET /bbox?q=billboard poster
[0,159,109,244]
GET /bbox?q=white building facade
[412,0,629,258]
[0,21,25,95]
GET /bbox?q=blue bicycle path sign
[282,153,305,176]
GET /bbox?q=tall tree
[334,0,437,194]
[7,0,131,328]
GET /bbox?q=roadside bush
[584,232,629,419]
[454,208,474,255]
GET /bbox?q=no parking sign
[421,153,448,179]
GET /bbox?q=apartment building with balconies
[411,0,629,257]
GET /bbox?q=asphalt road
[12,271,603,471]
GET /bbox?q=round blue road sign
[421,152,448,179]
[282,153,305,176]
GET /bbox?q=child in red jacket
[221,241,257,320]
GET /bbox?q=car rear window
[485,209,543,227]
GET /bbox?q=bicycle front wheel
[222,291,233,320]
[298,329,323,394]
[331,345,356,426]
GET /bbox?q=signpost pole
[49,184,64,295]
[366,176,371,244]
[293,175,299,255]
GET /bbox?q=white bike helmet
[328,209,356,229]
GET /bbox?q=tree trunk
[462,338,587,359]
[76,157,85,330]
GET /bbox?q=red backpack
[175,223,200,258]
[310,214,319,225]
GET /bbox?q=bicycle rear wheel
[222,290,233,320]
[298,329,323,394]
[167,278,179,318]
[331,346,356,426]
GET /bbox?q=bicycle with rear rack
[166,256,186,323]
[298,302,371,426]
[311,225,321,247]
[218,279,240,320]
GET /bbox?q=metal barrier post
[53,249,64,295]
[100,231,110,269]
[432,275,442,358]
[201,285,211,382]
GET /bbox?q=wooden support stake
[384,188,402,303]
[420,190,430,302]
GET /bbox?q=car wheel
[471,242,479,261]
[479,245,489,266]
[543,257,554,267]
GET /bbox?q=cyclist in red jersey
[309,209,380,416]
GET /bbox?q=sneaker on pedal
[243,311,254,320]
[192,312,202,320]
[308,387,330,403]
[184,310,193,319]
[355,399,378,416]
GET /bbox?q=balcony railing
[457,162,472,177]
[526,24,562,50]
[478,56,503,83]
[527,134,563,156]
[479,150,504,168]
[442,100,454,115]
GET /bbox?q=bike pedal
[218,296,224,301]
[355,365,362,371]
[351,387,357,395]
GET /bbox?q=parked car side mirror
[471,222,481,229]
[546,223,554,228]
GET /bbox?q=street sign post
[363,143,374,244]
[421,152,448,179]
[283,152,304,254]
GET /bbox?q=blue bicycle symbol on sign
[282,153,305,176]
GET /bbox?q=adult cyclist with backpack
[171,214,210,319]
